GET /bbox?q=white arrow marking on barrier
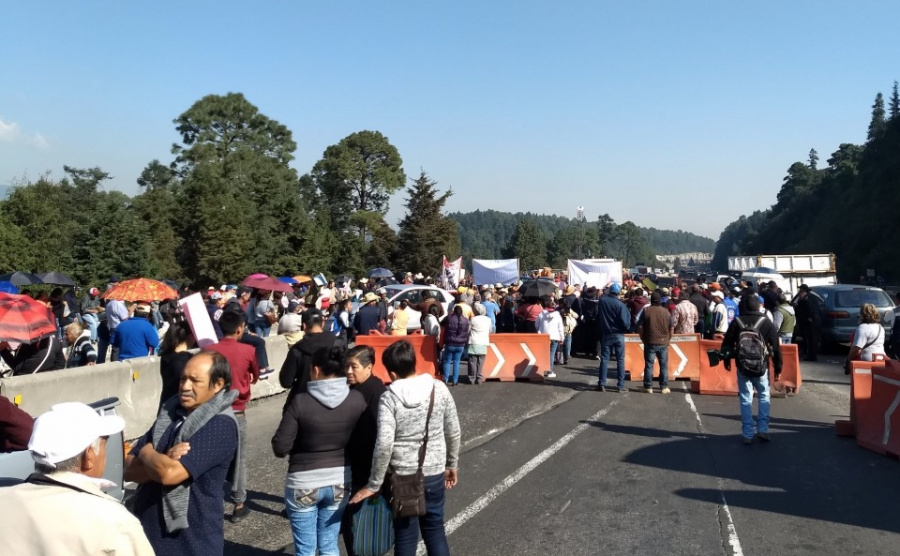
[488,343,505,377]
[520,343,537,377]
[672,344,688,377]
[873,374,900,446]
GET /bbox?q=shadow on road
[586,413,900,535]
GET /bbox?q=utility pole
[575,206,585,260]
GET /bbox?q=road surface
[222,350,900,555]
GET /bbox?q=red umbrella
[241,275,293,293]
[0,293,58,343]
[102,278,179,302]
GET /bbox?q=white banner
[567,259,623,289]
[178,293,219,349]
[472,259,519,286]
[440,256,462,290]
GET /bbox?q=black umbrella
[0,272,43,287]
[369,268,394,279]
[519,278,558,298]
[38,271,76,286]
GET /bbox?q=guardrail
[0,335,291,440]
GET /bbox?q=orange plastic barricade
[772,343,802,394]
[694,338,738,395]
[834,360,882,437]
[355,331,439,384]
[623,334,702,381]
[855,359,900,456]
[482,334,548,382]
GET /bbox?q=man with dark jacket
[723,295,783,445]
[637,292,672,394]
[279,309,336,403]
[1,336,66,375]
[689,285,710,336]
[625,288,650,333]
[353,293,382,336]
[793,284,820,361]
[596,284,631,392]
[579,287,601,358]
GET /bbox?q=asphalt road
[223,350,900,556]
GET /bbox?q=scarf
[150,388,239,533]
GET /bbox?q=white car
[383,284,454,331]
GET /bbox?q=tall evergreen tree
[503,218,546,270]
[133,160,182,279]
[395,171,459,273]
[890,81,900,120]
[867,92,886,141]
[808,148,819,171]
[596,213,619,257]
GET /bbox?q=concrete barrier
[0,332,294,439]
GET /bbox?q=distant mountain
[449,210,715,262]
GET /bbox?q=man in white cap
[0,402,154,555]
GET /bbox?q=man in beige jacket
[0,402,155,555]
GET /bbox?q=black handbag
[389,386,435,518]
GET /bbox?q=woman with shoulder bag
[845,303,887,373]
[349,341,461,556]
[254,290,277,338]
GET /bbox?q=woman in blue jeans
[441,305,470,386]
[350,340,462,556]
[271,346,368,556]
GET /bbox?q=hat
[494,283,503,288]
[288,300,301,312]
[709,283,722,291]
[377,288,387,295]
[731,286,742,293]
[360,278,369,284]
[609,283,622,295]
[406,272,412,276]
[699,284,708,290]
[109,275,120,284]
[798,284,810,292]
[564,285,575,295]
[660,287,670,295]
[136,303,152,313]
[415,273,423,279]
[650,292,662,304]
[219,284,227,291]
[89,287,99,296]
[224,284,236,292]
[363,292,378,303]
[29,402,125,468]
[711,291,724,300]
[210,292,223,301]
[458,286,467,294]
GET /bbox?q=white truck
[727,253,838,294]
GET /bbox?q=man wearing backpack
[722,295,783,444]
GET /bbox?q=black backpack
[581,298,599,322]
[734,317,769,377]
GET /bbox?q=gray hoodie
[367,374,461,491]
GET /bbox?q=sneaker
[595,385,606,392]
[756,432,771,442]
[741,436,753,445]
[231,504,251,523]
[661,387,671,394]
[258,367,275,379]
[644,387,654,394]
[594,355,601,361]
[617,387,628,393]
[545,371,557,378]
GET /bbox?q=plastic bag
[353,495,394,556]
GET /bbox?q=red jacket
[204,338,260,412]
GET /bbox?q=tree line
[0,93,460,287]
[451,210,715,269]
[712,81,900,283]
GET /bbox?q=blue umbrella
[278,276,299,285]
[369,268,394,279]
[0,281,18,294]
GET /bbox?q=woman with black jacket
[341,345,387,555]
[272,346,367,556]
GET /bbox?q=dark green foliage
[394,171,459,274]
[713,81,900,282]
[503,218,546,270]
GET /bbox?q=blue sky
[2,1,897,240]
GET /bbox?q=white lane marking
[681,382,745,556]
[417,397,623,555]
[520,343,536,377]
[672,344,688,377]
[488,343,505,377]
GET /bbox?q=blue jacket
[597,295,631,336]
[354,304,382,336]
[113,316,159,360]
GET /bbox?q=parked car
[808,285,895,344]
[383,285,454,331]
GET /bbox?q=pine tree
[890,81,900,120]
[503,218,546,270]
[394,171,459,273]
[808,148,819,171]
[868,92,886,141]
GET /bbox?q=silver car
[809,285,895,344]
[383,285,454,331]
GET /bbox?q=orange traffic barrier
[834,359,883,437]
[482,333,548,382]
[355,331,439,384]
[855,359,900,456]
[623,334,702,381]
[694,339,801,396]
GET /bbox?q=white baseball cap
[29,402,125,468]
